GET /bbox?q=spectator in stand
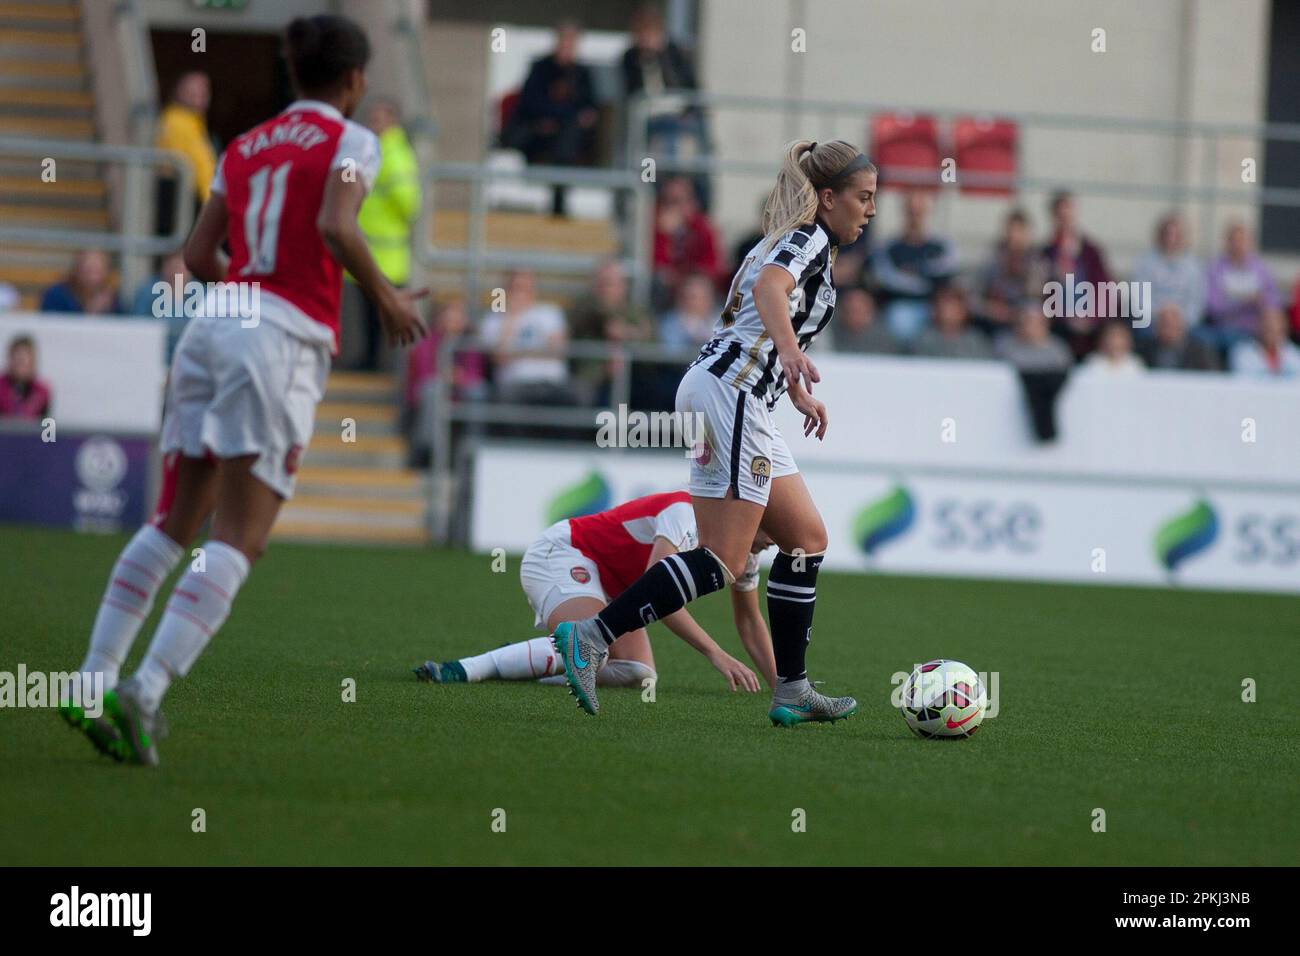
[1078,321,1145,377]
[479,270,573,404]
[658,272,718,351]
[503,21,598,217]
[0,282,18,313]
[996,304,1073,373]
[569,259,653,404]
[621,5,703,162]
[1041,191,1111,358]
[155,71,216,236]
[1137,303,1221,372]
[405,297,488,467]
[869,189,959,344]
[832,245,867,291]
[1229,307,1300,379]
[131,250,191,360]
[1206,221,1281,348]
[652,174,721,311]
[343,96,422,371]
[40,250,123,315]
[0,334,51,419]
[913,286,994,361]
[976,208,1046,337]
[829,287,899,355]
[1130,212,1205,334]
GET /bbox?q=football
[900,659,987,739]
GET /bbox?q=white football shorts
[677,361,797,507]
[161,314,329,499]
[518,520,609,629]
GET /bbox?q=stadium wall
[0,314,166,432]
[698,0,1272,268]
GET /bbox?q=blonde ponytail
[759,139,872,255]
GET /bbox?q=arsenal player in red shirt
[61,15,425,767]
[415,492,777,693]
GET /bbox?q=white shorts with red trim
[518,520,609,629]
[160,315,329,499]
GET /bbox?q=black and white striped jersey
[691,219,838,409]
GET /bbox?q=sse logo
[932,500,1041,553]
[1234,512,1300,566]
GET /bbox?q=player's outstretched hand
[778,348,820,394]
[709,650,761,693]
[787,378,829,440]
[380,286,430,347]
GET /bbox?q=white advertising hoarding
[0,313,167,432]
[470,354,1300,594]
[470,445,1299,594]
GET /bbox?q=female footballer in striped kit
[552,140,877,724]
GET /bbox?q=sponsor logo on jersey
[570,567,591,584]
[751,455,771,488]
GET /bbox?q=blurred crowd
[6,4,1300,435]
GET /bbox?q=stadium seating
[870,112,942,191]
[952,116,1018,196]
[0,0,107,309]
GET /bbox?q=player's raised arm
[729,556,778,690]
[183,195,229,283]
[317,174,427,346]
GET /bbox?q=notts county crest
[751,455,771,488]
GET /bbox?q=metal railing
[106,0,161,293]
[427,338,697,542]
[0,137,192,256]
[416,161,652,309]
[625,90,1300,260]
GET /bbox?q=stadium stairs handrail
[417,161,652,317]
[0,138,192,258]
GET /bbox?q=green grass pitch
[1,525,1296,866]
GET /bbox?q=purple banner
[0,430,152,532]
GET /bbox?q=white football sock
[129,540,250,712]
[538,659,657,688]
[79,524,184,693]
[596,659,657,688]
[459,636,563,682]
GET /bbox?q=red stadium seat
[870,112,941,191]
[952,116,1018,196]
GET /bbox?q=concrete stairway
[0,0,104,310]
[273,371,431,546]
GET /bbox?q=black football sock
[595,547,730,644]
[766,550,823,684]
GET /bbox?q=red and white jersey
[211,100,380,354]
[567,492,697,598]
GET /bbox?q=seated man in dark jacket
[503,21,598,216]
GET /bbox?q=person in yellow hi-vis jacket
[154,72,217,236]
[346,96,422,369]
